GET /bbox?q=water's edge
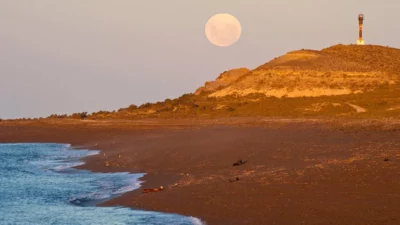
[65,143,206,225]
[0,143,205,225]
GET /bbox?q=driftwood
[232,159,248,166]
[229,177,239,182]
[142,186,164,194]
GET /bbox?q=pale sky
[1,0,398,119]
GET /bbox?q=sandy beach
[1,118,400,225]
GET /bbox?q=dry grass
[211,44,400,98]
[9,44,399,121]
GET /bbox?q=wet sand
[1,118,400,225]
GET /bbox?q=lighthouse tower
[357,14,365,45]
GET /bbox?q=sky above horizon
[1,0,399,119]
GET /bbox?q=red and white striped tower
[357,14,364,45]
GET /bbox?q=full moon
[205,13,242,47]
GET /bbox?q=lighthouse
[357,14,364,45]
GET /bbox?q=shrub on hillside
[139,103,152,109]
[127,104,138,111]
[47,114,68,119]
[71,112,88,119]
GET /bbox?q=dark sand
[1,118,400,225]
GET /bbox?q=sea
[0,143,204,225]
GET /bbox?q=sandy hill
[209,44,400,98]
[194,68,250,96]
[28,44,400,121]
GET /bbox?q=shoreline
[71,145,199,221]
[0,142,202,224]
[1,118,400,225]
[74,152,184,211]
[72,138,205,221]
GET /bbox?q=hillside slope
[30,44,400,120]
[210,44,400,98]
[194,68,250,95]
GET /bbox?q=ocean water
[0,143,203,225]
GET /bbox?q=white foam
[68,191,112,205]
[51,146,100,171]
[53,162,85,171]
[85,150,100,156]
[189,217,206,225]
[113,176,144,194]
[113,182,141,194]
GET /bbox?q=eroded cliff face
[194,68,250,95]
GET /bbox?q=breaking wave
[0,143,203,225]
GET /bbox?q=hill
[194,68,250,95]
[210,44,400,98]
[12,44,400,121]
